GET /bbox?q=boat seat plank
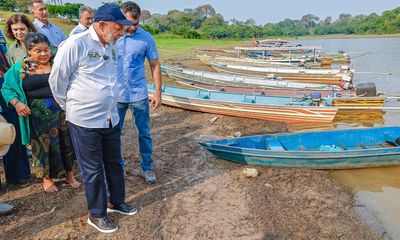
[383,132,400,146]
[196,94,210,99]
[267,138,285,151]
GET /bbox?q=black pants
[68,122,125,217]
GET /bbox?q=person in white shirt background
[49,3,136,234]
[69,6,94,36]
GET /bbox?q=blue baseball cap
[94,4,133,26]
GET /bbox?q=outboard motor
[310,92,322,106]
[356,82,377,97]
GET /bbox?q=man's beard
[104,31,116,45]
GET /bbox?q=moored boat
[197,54,329,69]
[147,83,338,123]
[209,62,353,86]
[162,65,384,108]
[199,126,400,169]
[162,65,340,91]
[176,80,385,108]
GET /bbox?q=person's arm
[146,34,162,109]
[10,98,31,116]
[49,41,79,110]
[1,63,31,116]
[148,59,162,109]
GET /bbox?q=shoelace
[102,216,113,225]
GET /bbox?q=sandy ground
[0,107,381,240]
[0,56,383,239]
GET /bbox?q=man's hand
[14,101,31,117]
[151,91,162,109]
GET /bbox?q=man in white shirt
[49,4,135,234]
[69,6,94,36]
[29,0,66,47]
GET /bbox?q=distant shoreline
[264,34,400,41]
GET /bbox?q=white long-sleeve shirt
[49,26,120,128]
[69,23,88,36]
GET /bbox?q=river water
[293,37,400,239]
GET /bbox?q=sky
[66,0,400,24]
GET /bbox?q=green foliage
[15,0,30,13]
[141,24,160,35]
[171,25,202,39]
[0,0,16,10]
[314,7,400,35]
[143,4,400,39]
[47,3,82,19]
[102,0,123,6]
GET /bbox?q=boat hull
[148,85,338,123]
[209,62,353,85]
[201,144,400,169]
[162,65,339,91]
[199,126,400,169]
[197,54,331,69]
[176,80,384,107]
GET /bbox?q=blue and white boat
[199,127,400,169]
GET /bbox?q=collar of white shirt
[88,25,111,48]
[78,22,88,31]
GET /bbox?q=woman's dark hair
[5,14,37,41]
[24,32,50,51]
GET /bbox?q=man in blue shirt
[29,0,66,47]
[117,1,162,184]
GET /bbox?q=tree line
[143,5,400,39]
[1,1,399,39]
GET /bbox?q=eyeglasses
[132,21,140,27]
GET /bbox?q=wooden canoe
[209,62,353,85]
[197,54,329,68]
[148,84,338,123]
[199,126,400,169]
[162,66,384,108]
[162,65,340,91]
[176,80,384,108]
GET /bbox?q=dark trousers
[0,78,30,185]
[68,122,125,218]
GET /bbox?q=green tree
[0,0,16,10]
[15,0,30,12]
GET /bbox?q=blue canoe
[199,126,400,169]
